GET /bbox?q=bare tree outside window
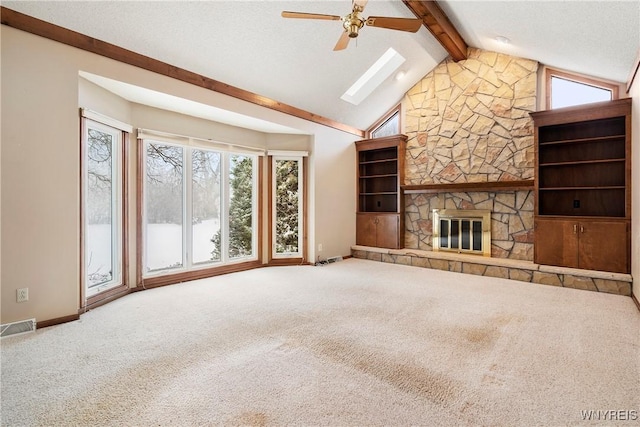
[86,128,114,287]
[145,143,184,271]
[192,150,222,263]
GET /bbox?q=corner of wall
[629,70,640,305]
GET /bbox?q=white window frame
[271,154,304,259]
[142,140,258,277]
[545,67,619,110]
[225,153,259,263]
[82,119,124,297]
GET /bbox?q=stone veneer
[403,48,538,184]
[405,190,534,261]
[351,247,632,297]
[401,48,538,261]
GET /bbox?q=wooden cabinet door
[578,221,628,273]
[356,214,377,247]
[376,214,400,249]
[535,218,579,268]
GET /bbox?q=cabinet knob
[580,225,584,233]
[573,224,577,234]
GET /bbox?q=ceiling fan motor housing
[343,13,364,38]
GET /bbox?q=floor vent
[315,256,343,266]
[1,319,36,338]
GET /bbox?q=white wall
[629,74,640,304]
[1,26,357,325]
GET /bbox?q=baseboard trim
[632,293,640,312]
[138,260,263,290]
[36,313,80,330]
[84,287,132,312]
[267,258,306,267]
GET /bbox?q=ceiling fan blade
[353,0,368,12]
[365,16,423,32]
[333,31,351,51]
[281,11,341,20]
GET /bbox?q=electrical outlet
[17,288,29,303]
[318,243,323,252]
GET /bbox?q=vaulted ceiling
[3,1,639,134]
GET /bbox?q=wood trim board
[402,180,534,194]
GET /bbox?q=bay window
[142,138,258,279]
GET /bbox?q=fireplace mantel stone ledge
[351,245,632,296]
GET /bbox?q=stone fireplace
[405,190,534,260]
[352,48,633,297]
[401,48,538,261]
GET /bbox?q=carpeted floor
[1,258,639,426]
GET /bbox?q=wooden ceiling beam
[402,0,468,62]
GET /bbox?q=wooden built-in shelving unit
[530,98,631,273]
[355,135,406,249]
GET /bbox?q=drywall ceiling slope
[3,1,448,131]
[439,0,640,84]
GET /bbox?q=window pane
[275,159,300,255]
[228,154,254,259]
[192,150,222,264]
[371,111,399,138]
[86,128,114,288]
[145,143,184,271]
[551,76,612,109]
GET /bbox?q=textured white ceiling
[440,0,639,84]
[4,1,639,133]
[4,0,447,132]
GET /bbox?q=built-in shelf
[401,179,534,194]
[540,158,625,167]
[539,186,626,191]
[360,174,398,179]
[360,159,398,165]
[530,98,631,274]
[538,134,625,146]
[356,134,406,249]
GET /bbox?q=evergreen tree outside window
[272,155,304,258]
[228,155,255,258]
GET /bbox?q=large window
[271,155,304,259]
[143,140,257,276]
[546,68,619,109]
[82,117,127,300]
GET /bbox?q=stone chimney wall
[402,49,538,260]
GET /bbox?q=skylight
[341,48,406,106]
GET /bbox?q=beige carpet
[1,258,639,426]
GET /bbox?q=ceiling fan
[281,0,423,51]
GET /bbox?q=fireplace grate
[432,209,491,256]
